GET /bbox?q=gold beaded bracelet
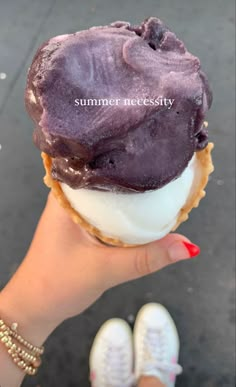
[0,318,44,376]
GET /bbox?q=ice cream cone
[42,142,214,247]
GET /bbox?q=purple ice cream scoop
[25,17,212,193]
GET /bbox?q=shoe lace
[102,340,135,387]
[141,326,183,378]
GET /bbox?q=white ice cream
[60,155,197,245]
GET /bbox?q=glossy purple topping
[25,17,212,192]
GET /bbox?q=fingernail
[168,241,201,262]
[182,241,201,257]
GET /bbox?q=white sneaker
[134,303,183,387]
[89,319,135,387]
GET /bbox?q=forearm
[0,256,60,387]
[0,290,34,387]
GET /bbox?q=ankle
[138,375,166,387]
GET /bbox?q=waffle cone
[42,142,214,247]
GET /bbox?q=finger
[43,192,86,239]
[104,233,200,287]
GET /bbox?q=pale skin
[0,193,199,387]
[139,376,165,387]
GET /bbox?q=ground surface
[0,0,235,386]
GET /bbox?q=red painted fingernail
[182,241,201,258]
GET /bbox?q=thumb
[104,233,200,287]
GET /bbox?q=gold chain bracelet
[0,319,44,376]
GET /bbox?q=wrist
[0,260,61,346]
